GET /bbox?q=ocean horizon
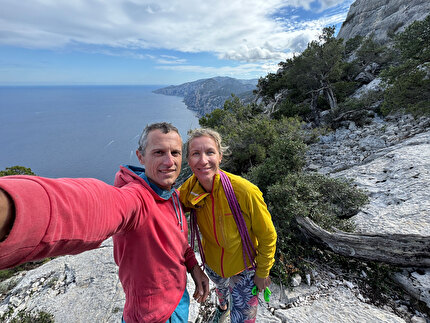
[0,85,199,184]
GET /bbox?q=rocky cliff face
[337,0,430,43]
[153,76,258,117]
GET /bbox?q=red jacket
[0,165,197,323]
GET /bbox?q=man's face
[136,129,182,190]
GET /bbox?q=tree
[395,14,430,62]
[355,35,386,67]
[246,132,306,194]
[277,27,345,124]
[0,166,35,177]
[200,96,272,175]
[381,14,430,116]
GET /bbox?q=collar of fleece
[124,165,176,200]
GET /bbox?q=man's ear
[136,150,144,165]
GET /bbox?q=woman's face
[187,135,222,191]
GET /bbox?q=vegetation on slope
[381,14,430,116]
[256,15,429,128]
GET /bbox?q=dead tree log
[296,216,430,267]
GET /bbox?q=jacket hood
[114,165,176,200]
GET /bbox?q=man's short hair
[137,122,180,155]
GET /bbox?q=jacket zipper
[210,191,225,277]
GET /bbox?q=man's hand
[190,264,210,303]
[0,189,14,242]
[254,274,271,292]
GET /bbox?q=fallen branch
[296,216,430,267]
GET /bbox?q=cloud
[156,57,187,64]
[220,45,289,62]
[156,61,280,79]
[319,0,348,11]
[0,0,352,62]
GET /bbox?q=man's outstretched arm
[0,189,14,242]
[0,176,139,270]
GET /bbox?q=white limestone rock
[337,0,430,43]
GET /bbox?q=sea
[0,85,199,184]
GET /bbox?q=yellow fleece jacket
[179,170,277,278]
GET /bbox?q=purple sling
[190,170,256,271]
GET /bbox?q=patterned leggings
[205,265,258,323]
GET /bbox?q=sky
[0,0,355,86]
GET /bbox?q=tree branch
[296,216,430,267]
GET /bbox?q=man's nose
[163,153,175,166]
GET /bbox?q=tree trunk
[324,85,338,110]
[310,92,320,125]
[296,216,430,267]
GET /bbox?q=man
[0,122,209,323]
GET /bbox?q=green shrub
[332,80,360,102]
[0,166,35,177]
[220,115,278,175]
[0,260,51,283]
[356,36,387,66]
[267,173,366,232]
[265,172,368,284]
[9,310,54,323]
[199,108,230,130]
[344,35,364,56]
[246,136,306,194]
[382,69,430,116]
[271,99,311,120]
[380,15,430,117]
[394,14,430,62]
[255,73,288,100]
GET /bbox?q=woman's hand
[254,274,271,292]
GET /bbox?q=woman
[179,128,277,323]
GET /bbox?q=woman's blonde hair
[186,128,229,158]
